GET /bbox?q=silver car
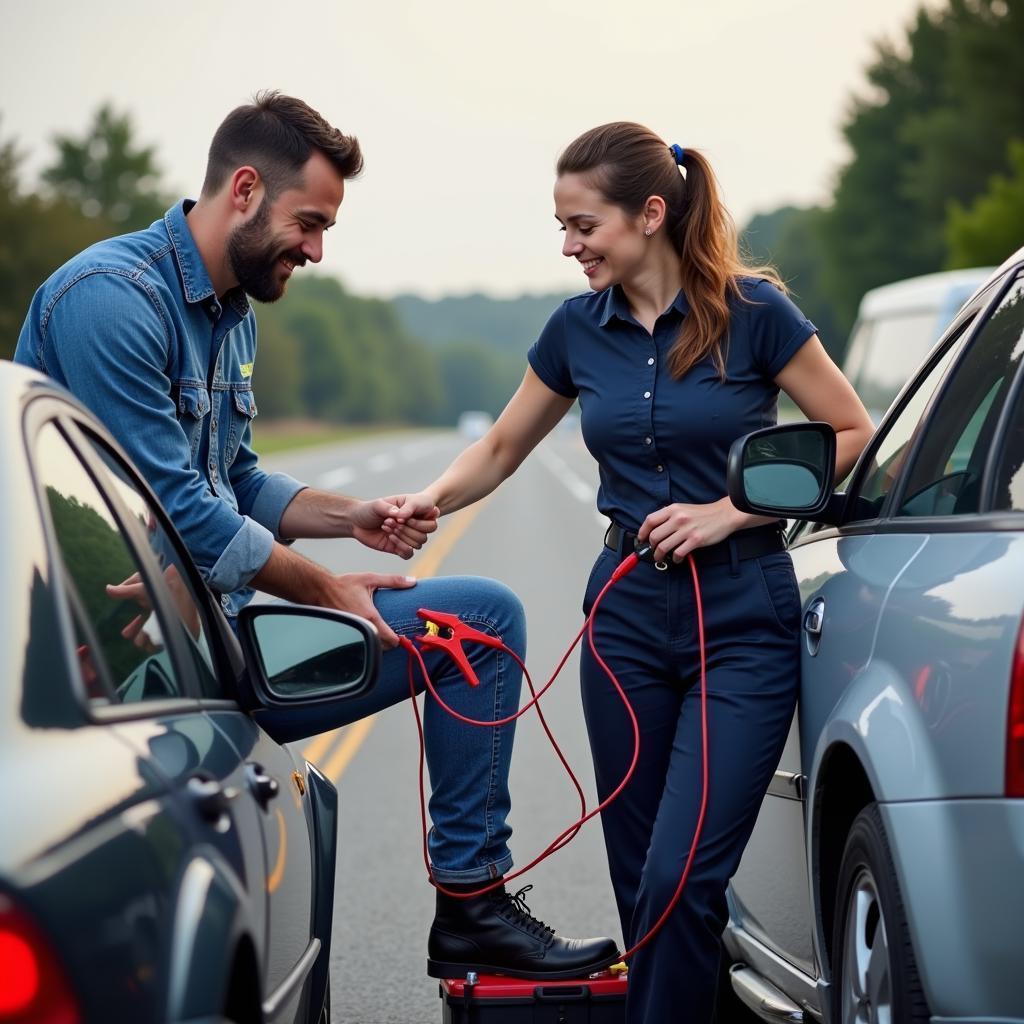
[719,247,1024,1024]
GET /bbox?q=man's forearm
[278,487,360,540]
[250,541,333,605]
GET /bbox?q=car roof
[857,266,996,319]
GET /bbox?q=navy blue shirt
[527,278,816,533]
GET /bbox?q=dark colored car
[0,362,381,1024]
[719,247,1024,1022]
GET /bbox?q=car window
[78,431,223,698]
[993,380,1024,512]
[845,318,975,522]
[36,422,188,706]
[897,274,1024,518]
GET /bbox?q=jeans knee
[464,576,526,654]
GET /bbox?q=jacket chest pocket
[176,385,211,460]
[225,385,257,466]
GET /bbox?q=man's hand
[637,497,749,563]
[351,495,440,559]
[314,571,418,648]
[106,564,202,644]
[105,571,160,650]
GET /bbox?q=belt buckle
[633,536,669,572]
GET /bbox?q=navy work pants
[581,538,800,1023]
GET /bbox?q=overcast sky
[1,0,934,299]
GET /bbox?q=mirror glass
[253,613,369,699]
[742,428,828,510]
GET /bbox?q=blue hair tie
[669,143,686,165]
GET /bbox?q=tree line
[744,0,1024,355]
[0,106,512,425]
[3,0,1022,421]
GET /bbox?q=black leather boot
[427,882,620,980]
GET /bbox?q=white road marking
[367,454,396,473]
[401,440,440,460]
[318,466,355,490]
[537,446,597,504]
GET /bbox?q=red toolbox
[439,968,627,1022]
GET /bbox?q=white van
[842,267,994,421]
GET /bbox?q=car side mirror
[237,604,380,706]
[727,422,837,519]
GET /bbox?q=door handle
[187,775,238,833]
[803,608,823,636]
[246,763,280,808]
[803,597,826,656]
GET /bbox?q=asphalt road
[263,426,623,1024]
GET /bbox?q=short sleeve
[745,279,817,378]
[527,304,578,398]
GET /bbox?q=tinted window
[993,384,1024,511]
[847,320,974,522]
[80,432,222,697]
[898,275,1024,517]
[36,423,185,705]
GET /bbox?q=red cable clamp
[414,608,504,688]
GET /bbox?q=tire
[831,804,929,1024]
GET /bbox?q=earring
[644,228,652,236]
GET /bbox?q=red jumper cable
[398,545,710,963]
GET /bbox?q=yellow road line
[319,717,376,780]
[301,498,491,779]
[302,729,338,766]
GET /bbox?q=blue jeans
[328,575,525,884]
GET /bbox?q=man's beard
[226,200,300,303]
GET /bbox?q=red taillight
[0,895,80,1024]
[1008,618,1024,798]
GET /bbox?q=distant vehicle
[0,361,380,1024]
[842,266,994,421]
[457,410,494,440]
[720,248,1024,1022]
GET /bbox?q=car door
[727,294,989,988]
[61,414,324,1024]
[26,406,262,1022]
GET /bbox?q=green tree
[822,0,1024,323]
[946,139,1024,267]
[42,104,168,230]
[742,206,848,359]
[0,121,115,358]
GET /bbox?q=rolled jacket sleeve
[42,272,275,593]
[228,417,306,540]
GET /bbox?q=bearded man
[14,91,617,982]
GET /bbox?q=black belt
[604,521,785,569]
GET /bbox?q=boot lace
[496,884,556,941]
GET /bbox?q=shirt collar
[598,284,690,328]
[164,200,251,318]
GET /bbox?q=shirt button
[212,419,218,431]
[644,436,653,445]
[643,391,651,399]
[647,357,655,366]
[656,465,664,473]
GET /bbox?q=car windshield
[850,310,941,420]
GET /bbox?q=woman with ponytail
[391,122,873,1020]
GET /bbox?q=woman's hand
[350,495,440,558]
[637,497,748,563]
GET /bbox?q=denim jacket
[15,200,304,616]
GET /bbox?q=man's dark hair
[202,91,363,198]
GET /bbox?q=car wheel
[831,804,928,1024]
